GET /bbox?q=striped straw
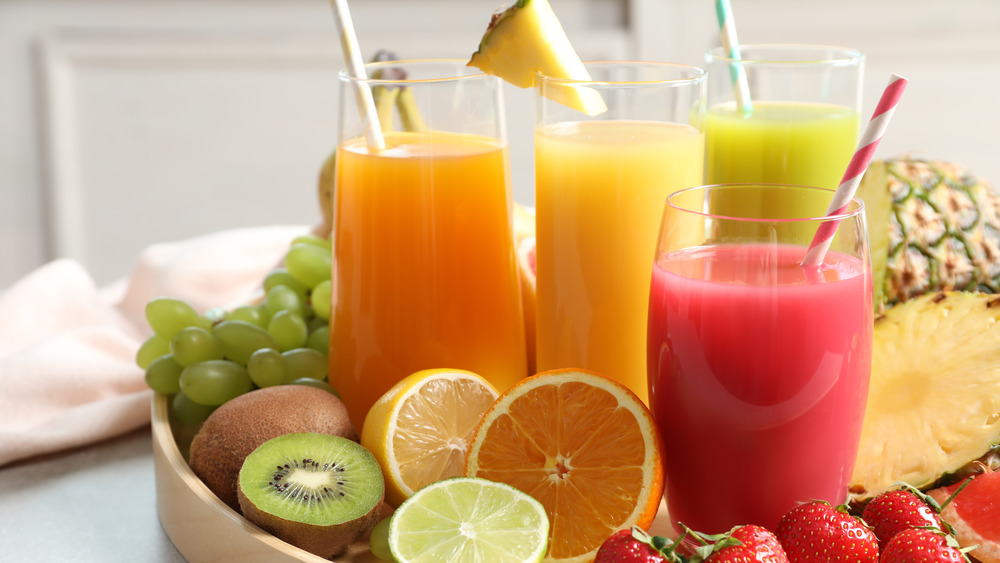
[801,73,909,267]
[329,0,385,150]
[715,0,752,115]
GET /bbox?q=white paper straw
[329,0,385,150]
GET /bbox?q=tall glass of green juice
[704,45,864,197]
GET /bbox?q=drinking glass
[534,62,705,405]
[705,45,864,190]
[330,59,526,430]
[647,184,873,533]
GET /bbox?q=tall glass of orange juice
[534,62,705,404]
[331,60,526,430]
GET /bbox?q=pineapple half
[858,158,1000,309]
[468,0,607,115]
[849,291,1000,499]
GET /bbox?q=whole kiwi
[188,385,357,512]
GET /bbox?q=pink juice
[647,243,872,533]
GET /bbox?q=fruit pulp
[534,120,704,404]
[330,130,526,430]
[706,100,858,188]
[647,243,872,533]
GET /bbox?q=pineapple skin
[849,291,1000,500]
[860,158,1000,309]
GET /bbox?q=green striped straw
[715,0,753,115]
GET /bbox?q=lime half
[388,477,550,562]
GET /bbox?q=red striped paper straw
[329,0,385,151]
[801,73,908,267]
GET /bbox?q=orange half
[465,368,665,562]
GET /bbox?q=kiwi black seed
[237,432,384,559]
[188,385,357,512]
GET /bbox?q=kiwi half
[237,432,384,559]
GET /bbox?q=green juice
[705,101,859,227]
[706,101,858,188]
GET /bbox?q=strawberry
[595,526,687,563]
[861,483,946,550]
[688,524,789,563]
[880,528,973,563]
[775,501,878,563]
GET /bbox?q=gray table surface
[0,427,187,562]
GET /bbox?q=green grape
[145,297,200,339]
[288,377,339,397]
[268,310,308,351]
[171,392,216,425]
[311,280,332,321]
[212,320,279,365]
[264,284,304,319]
[170,326,224,367]
[136,335,170,369]
[145,354,184,394]
[263,268,309,301]
[306,325,330,356]
[282,348,328,381]
[368,517,393,560]
[247,348,287,388]
[291,233,332,250]
[285,243,332,289]
[227,305,267,328]
[179,360,253,406]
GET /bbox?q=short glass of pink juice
[647,184,873,534]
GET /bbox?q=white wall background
[2,0,999,287]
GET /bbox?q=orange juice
[330,130,526,429]
[534,120,704,404]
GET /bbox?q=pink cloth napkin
[0,225,309,467]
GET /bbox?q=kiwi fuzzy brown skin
[240,495,381,560]
[188,385,357,512]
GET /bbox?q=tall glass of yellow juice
[535,62,706,404]
[705,45,864,190]
[331,60,526,430]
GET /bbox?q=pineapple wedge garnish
[468,0,607,116]
[850,291,1000,499]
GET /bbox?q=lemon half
[360,368,499,507]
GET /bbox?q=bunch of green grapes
[137,234,337,424]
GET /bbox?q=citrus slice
[465,368,665,562]
[928,470,1000,563]
[360,368,500,507]
[388,476,550,562]
[517,235,537,375]
[468,0,607,115]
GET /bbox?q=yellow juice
[534,120,704,404]
[330,130,526,429]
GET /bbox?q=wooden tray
[151,393,674,562]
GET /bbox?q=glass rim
[536,60,706,86]
[339,58,490,85]
[666,183,866,224]
[706,44,865,66]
